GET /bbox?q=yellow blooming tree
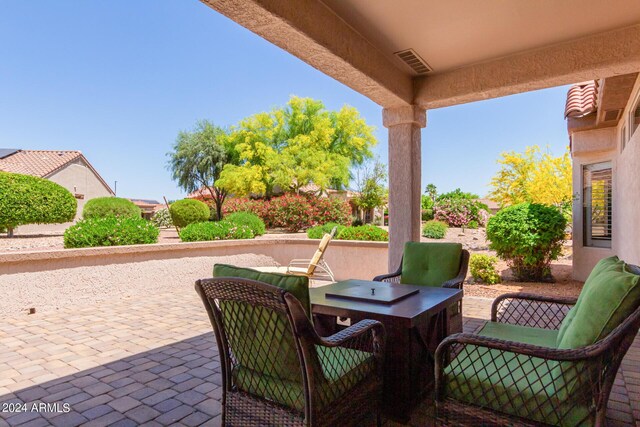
[217,97,376,198]
[489,145,572,210]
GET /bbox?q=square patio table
[310,279,463,422]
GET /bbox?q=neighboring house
[476,198,500,215]
[565,72,640,280]
[129,199,163,220]
[0,149,114,233]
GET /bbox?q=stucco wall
[614,78,640,268]
[0,239,390,282]
[16,159,113,234]
[571,76,640,280]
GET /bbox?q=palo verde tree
[167,120,236,220]
[217,96,376,198]
[489,145,572,209]
[0,172,77,237]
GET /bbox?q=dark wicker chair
[373,246,470,289]
[195,277,385,427]
[434,264,640,426]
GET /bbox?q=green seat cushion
[234,346,375,412]
[400,242,462,287]
[213,263,311,318]
[444,322,589,426]
[478,322,558,348]
[557,256,640,349]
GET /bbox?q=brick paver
[0,291,638,426]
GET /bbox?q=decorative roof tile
[565,81,598,118]
[0,150,83,177]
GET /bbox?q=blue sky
[0,1,571,201]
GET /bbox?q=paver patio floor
[0,292,638,426]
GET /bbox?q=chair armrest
[434,331,605,405]
[491,292,577,330]
[318,319,385,354]
[373,264,402,283]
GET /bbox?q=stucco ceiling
[320,0,640,74]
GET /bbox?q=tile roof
[565,81,598,118]
[0,149,83,177]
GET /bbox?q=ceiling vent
[394,49,432,75]
[603,109,621,122]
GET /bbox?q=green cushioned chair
[195,264,386,427]
[373,242,469,289]
[434,257,640,426]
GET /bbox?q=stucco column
[383,106,427,271]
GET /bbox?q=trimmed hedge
[0,172,77,235]
[179,221,254,242]
[83,197,141,219]
[64,216,159,248]
[170,199,210,228]
[469,254,501,284]
[306,222,346,239]
[337,225,388,241]
[486,202,566,281]
[422,220,448,239]
[225,212,266,236]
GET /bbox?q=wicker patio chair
[373,242,469,289]
[195,276,385,427]
[434,260,640,426]
[254,227,337,282]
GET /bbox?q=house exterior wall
[16,159,113,234]
[571,76,640,280]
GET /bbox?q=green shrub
[421,208,434,221]
[151,208,173,228]
[469,254,501,284]
[466,220,479,229]
[170,199,210,228]
[336,225,388,241]
[0,172,77,236]
[422,220,448,239]
[179,221,254,242]
[64,216,159,248]
[306,222,346,239]
[225,211,266,236]
[486,202,566,281]
[83,197,141,219]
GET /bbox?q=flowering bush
[434,199,472,227]
[151,208,173,228]
[64,216,159,248]
[477,209,490,226]
[224,194,350,232]
[179,221,254,242]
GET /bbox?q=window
[632,93,640,138]
[583,162,612,248]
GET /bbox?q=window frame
[630,91,640,140]
[582,161,612,249]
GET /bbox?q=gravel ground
[0,253,278,318]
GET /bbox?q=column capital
[382,105,427,128]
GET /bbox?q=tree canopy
[167,120,236,220]
[489,145,572,209]
[217,97,376,198]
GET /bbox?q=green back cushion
[213,263,311,317]
[557,256,640,349]
[400,242,462,287]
